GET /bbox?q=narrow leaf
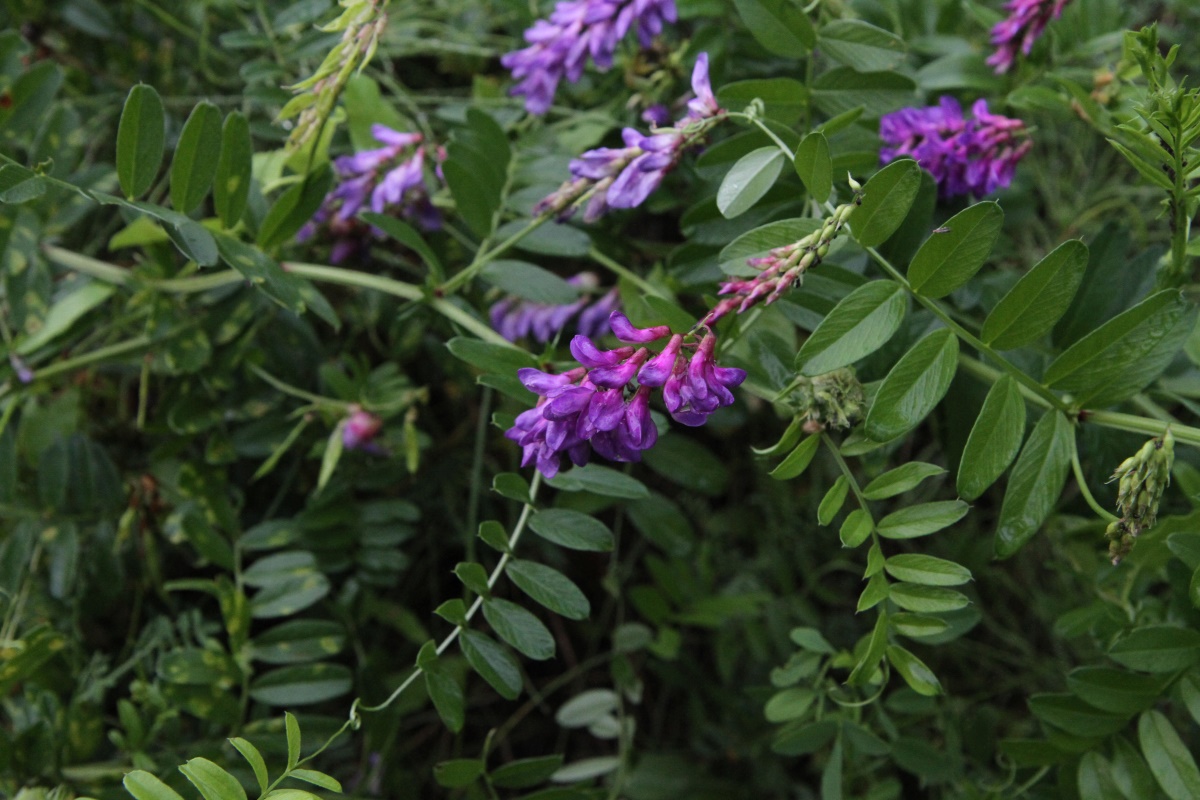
[1138,711,1200,800]
[849,159,922,247]
[956,375,1026,501]
[116,84,165,199]
[907,202,1003,298]
[214,111,252,228]
[862,462,945,500]
[886,645,942,696]
[170,101,222,214]
[770,433,821,480]
[796,280,907,376]
[717,146,785,219]
[794,132,832,202]
[460,629,523,700]
[982,240,1088,349]
[994,411,1072,558]
[864,328,959,442]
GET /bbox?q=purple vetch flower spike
[518,366,589,396]
[488,274,622,344]
[683,52,720,123]
[588,348,649,389]
[609,311,670,343]
[879,96,1032,198]
[987,0,1073,74]
[637,334,683,387]
[570,335,635,368]
[502,0,677,115]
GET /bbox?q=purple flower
[987,0,1072,74]
[489,274,623,344]
[299,125,440,262]
[9,353,33,384]
[534,53,726,221]
[343,408,384,453]
[879,96,1032,199]
[506,311,742,477]
[502,0,677,115]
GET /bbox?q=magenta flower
[502,0,677,115]
[506,311,744,477]
[987,0,1072,74]
[534,53,726,222]
[879,97,1032,199]
[343,408,384,453]
[298,124,440,263]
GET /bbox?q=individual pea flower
[879,97,1033,199]
[8,353,33,384]
[489,273,621,343]
[502,0,677,115]
[505,311,745,477]
[987,0,1073,75]
[1105,429,1174,565]
[342,406,386,454]
[699,196,860,328]
[298,124,440,263]
[533,53,726,222]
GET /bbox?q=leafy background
[4,0,1200,799]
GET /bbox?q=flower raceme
[879,97,1032,199]
[506,312,745,477]
[298,124,440,262]
[987,0,1073,74]
[534,53,725,222]
[490,273,621,343]
[502,0,677,115]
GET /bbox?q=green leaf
[529,508,614,551]
[848,612,889,685]
[796,280,906,376]
[790,627,835,653]
[840,508,874,548]
[849,159,922,247]
[1043,290,1197,406]
[116,84,165,200]
[772,720,839,756]
[793,132,832,202]
[214,111,252,229]
[889,613,949,639]
[877,500,968,539]
[888,584,969,613]
[981,240,1088,349]
[717,146,785,219]
[123,771,185,800]
[1066,667,1162,715]
[179,758,247,800]
[250,619,345,664]
[361,213,443,276]
[229,738,269,795]
[170,102,221,214]
[423,650,465,732]
[811,68,916,120]
[490,755,565,789]
[864,328,958,442]
[861,462,944,500]
[15,282,114,355]
[545,463,649,499]
[478,520,511,553]
[454,562,491,597]
[434,759,485,789]
[994,411,1072,558]
[956,375,1026,501]
[857,572,890,612]
[481,260,579,305]
[316,422,343,494]
[460,629,523,700]
[1078,752,1124,800]
[817,476,848,525]
[733,0,815,56]
[447,337,537,372]
[818,20,906,72]
[884,554,971,586]
[507,559,590,620]
[1112,735,1157,800]
[257,166,334,251]
[249,663,352,705]
[482,598,556,660]
[556,689,619,727]
[1139,711,1200,800]
[289,769,342,793]
[769,433,821,479]
[285,711,301,771]
[94,192,218,266]
[492,472,531,503]
[907,202,1003,298]
[249,573,330,619]
[716,79,809,126]
[1028,694,1127,737]
[1108,625,1200,673]
[886,645,941,696]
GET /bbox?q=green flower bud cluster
[1105,429,1174,565]
[788,368,866,433]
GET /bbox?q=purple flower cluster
[298,124,440,263]
[502,0,677,115]
[879,97,1033,199]
[343,407,385,453]
[506,311,745,477]
[534,54,724,222]
[490,273,620,343]
[987,0,1072,74]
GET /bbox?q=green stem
[1086,409,1200,448]
[956,354,1052,411]
[1070,435,1119,523]
[823,433,869,513]
[588,248,667,298]
[350,472,543,718]
[439,215,552,295]
[248,365,350,410]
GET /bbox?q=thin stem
[956,354,1052,411]
[351,472,543,717]
[588,248,667,298]
[1070,436,1119,523]
[285,262,423,301]
[248,365,350,410]
[1087,409,1200,448]
[439,215,552,295]
[823,433,869,512]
